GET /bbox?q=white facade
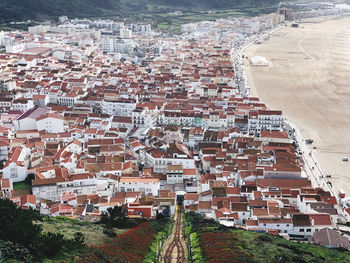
[101,99,137,116]
[249,111,283,132]
[11,100,34,112]
[144,152,195,174]
[119,178,160,197]
[120,27,132,38]
[132,109,155,128]
[33,178,98,202]
[36,116,64,133]
[2,162,27,183]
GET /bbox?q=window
[10,167,18,178]
[299,229,304,232]
[306,229,311,232]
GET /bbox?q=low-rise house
[310,228,350,249]
[1,178,13,198]
[2,146,28,182]
[214,207,238,227]
[292,214,333,238]
[14,106,49,131]
[21,195,36,209]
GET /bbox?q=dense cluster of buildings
[0,10,349,246]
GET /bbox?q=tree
[38,232,65,258]
[0,198,42,250]
[72,232,86,248]
[100,205,128,228]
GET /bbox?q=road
[230,23,288,97]
[285,119,339,203]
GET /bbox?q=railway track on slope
[163,206,186,263]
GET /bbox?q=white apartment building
[58,94,79,106]
[120,27,132,38]
[143,147,195,174]
[101,98,137,116]
[132,108,155,128]
[36,113,65,133]
[0,98,12,111]
[167,165,183,184]
[11,99,34,112]
[248,110,283,133]
[119,177,160,197]
[32,176,99,202]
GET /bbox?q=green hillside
[0,0,281,22]
[185,212,350,263]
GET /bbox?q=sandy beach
[245,16,350,195]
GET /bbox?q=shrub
[103,228,116,237]
[0,240,32,263]
[76,222,159,263]
[257,234,273,242]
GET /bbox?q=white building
[249,110,283,133]
[14,106,49,131]
[36,113,65,133]
[101,98,137,116]
[120,27,132,38]
[2,147,28,183]
[167,165,183,184]
[132,108,155,128]
[119,177,160,197]
[143,144,195,174]
[11,99,34,112]
[32,175,99,202]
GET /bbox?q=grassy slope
[41,216,126,246]
[185,212,350,263]
[233,229,350,263]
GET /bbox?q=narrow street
[162,205,187,263]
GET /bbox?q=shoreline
[243,14,350,198]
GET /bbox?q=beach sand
[245,16,350,195]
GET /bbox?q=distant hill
[0,0,281,22]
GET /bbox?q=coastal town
[1,3,350,254]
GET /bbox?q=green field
[13,181,32,191]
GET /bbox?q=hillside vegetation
[0,0,281,22]
[185,212,350,263]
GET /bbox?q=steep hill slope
[0,0,281,22]
[185,212,350,263]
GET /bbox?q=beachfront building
[248,110,283,133]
